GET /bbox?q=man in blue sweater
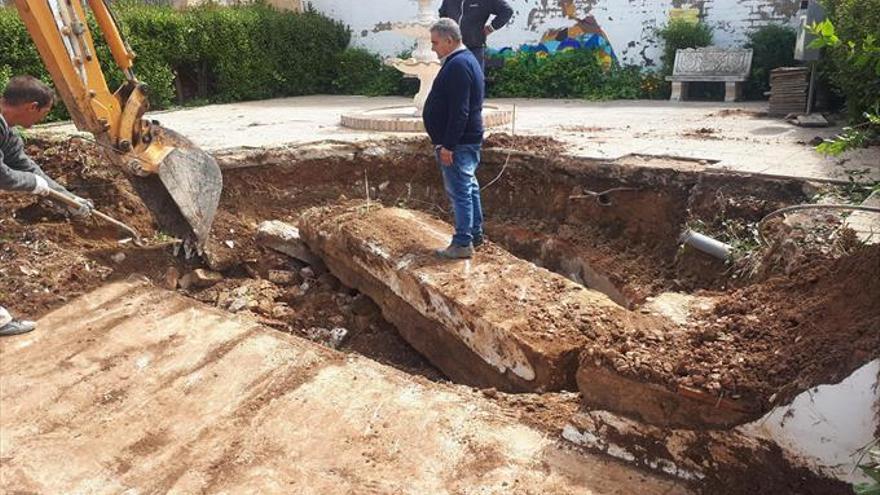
[423,19,485,259]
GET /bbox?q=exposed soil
[586,243,880,412]
[2,135,876,491]
[707,109,770,119]
[0,137,442,380]
[482,132,566,153]
[682,127,721,140]
[0,137,189,319]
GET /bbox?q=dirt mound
[0,138,180,318]
[483,132,566,153]
[707,109,769,118]
[588,244,880,412]
[697,244,880,402]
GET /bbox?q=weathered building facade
[308,0,800,67]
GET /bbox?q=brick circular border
[341,105,513,132]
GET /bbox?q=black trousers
[467,46,486,74]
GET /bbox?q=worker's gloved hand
[31,176,50,196]
[67,195,94,219]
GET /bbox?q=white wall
[307,0,800,68]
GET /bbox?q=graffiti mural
[487,0,616,67]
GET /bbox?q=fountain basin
[341,104,513,132]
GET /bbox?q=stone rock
[256,220,322,266]
[228,297,248,313]
[304,327,349,349]
[317,272,341,291]
[110,252,126,264]
[351,294,380,317]
[180,269,223,290]
[202,238,238,272]
[271,303,295,320]
[267,269,301,286]
[300,267,316,280]
[164,267,180,290]
[298,204,623,393]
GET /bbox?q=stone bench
[666,48,753,102]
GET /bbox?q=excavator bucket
[158,147,222,247]
[12,0,221,249]
[128,128,222,249]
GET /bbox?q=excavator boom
[12,0,221,248]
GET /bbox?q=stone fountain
[387,0,441,114]
[341,0,511,132]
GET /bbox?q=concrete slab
[37,96,880,183]
[256,220,322,265]
[844,190,880,244]
[297,203,637,392]
[0,277,688,494]
[298,204,761,427]
[563,411,851,494]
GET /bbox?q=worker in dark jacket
[423,19,484,259]
[0,75,93,336]
[439,0,514,72]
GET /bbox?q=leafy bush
[0,66,10,92]
[333,48,414,96]
[487,49,653,100]
[854,441,879,495]
[809,18,880,154]
[657,19,714,74]
[0,3,351,119]
[744,24,797,99]
[639,71,667,100]
[819,0,880,120]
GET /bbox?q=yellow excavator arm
[12,0,222,248]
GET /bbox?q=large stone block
[256,220,322,266]
[298,203,649,392]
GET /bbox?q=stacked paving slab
[768,67,810,116]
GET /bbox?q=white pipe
[680,229,733,260]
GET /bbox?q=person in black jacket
[423,19,485,259]
[439,0,514,72]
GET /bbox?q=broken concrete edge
[212,138,427,170]
[561,410,853,495]
[210,136,860,200]
[256,220,323,267]
[297,202,666,393]
[844,190,880,245]
[576,364,763,430]
[178,268,223,290]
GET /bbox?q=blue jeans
[437,143,484,247]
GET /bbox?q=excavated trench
[209,139,874,493]
[214,140,805,306]
[208,138,876,414]
[5,136,876,494]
